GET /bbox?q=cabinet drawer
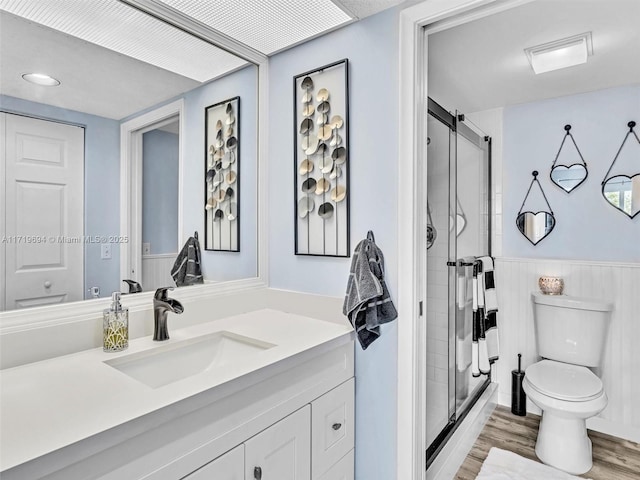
[184,444,244,479]
[311,378,354,479]
[317,450,354,480]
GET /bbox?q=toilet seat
[526,360,603,402]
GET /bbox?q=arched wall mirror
[0,3,260,313]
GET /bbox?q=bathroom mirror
[0,6,259,312]
[550,165,588,193]
[602,175,640,218]
[516,211,556,246]
[601,121,640,219]
[516,171,555,246]
[549,125,588,193]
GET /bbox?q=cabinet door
[184,445,244,479]
[317,450,354,480]
[245,405,311,480]
[311,379,354,479]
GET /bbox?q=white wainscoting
[141,254,176,291]
[494,257,640,442]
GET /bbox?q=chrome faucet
[153,287,184,341]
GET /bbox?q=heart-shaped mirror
[551,164,588,193]
[517,171,556,246]
[549,125,588,193]
[602,174,640,219]
[601,121,640,219]
[516,211,556,246]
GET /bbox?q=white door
[184,445,244,479]
[2,113,84,310]
[245,406,311,480]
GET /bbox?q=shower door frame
[424,98,492,467]
[396,1,535,478]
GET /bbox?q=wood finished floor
[455,405,640,480]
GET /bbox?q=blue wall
[268,8,399,480]
[142,129,179,255]
[0,95,121,298]
[503,85,640,262]
[181,65,258,281]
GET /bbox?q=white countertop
[0,309,353,471]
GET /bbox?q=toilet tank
[531,292,613,367]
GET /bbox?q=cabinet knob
[332,422,342,430]
[254,466,262,480]
[44,281,52,288]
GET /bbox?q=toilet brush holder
[511,353,527,416]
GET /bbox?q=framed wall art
[205,96,240,251]
[294,59,350,257]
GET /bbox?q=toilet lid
[526,360,603,401]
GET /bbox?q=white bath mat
[475,447,591,480]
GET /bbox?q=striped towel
[171,235,204,287]
[343,232,397,350]
[472,256,499,376]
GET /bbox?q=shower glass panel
[425,100,491,465]
[425,113,454,448]
[454,113,491,415]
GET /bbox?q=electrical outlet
[142,243,151,255]
[101,243,111,259]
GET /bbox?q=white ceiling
[0,0,404,120]
[0,0,247,82]
[428,0,640,114]
[0,11,206,119]
[157,0,352,55]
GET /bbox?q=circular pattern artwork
[294,60,349,256]
[205,97,240,251]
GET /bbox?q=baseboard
[587,416,640,443]
[427,383,498,480]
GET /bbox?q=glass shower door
[453,113,491,415]
[425,111,454,449]
[425,101,491,465]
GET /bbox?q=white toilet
[523,292,613,475]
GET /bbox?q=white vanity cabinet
[182,379,355,480]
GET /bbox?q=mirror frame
[0,0,269,329]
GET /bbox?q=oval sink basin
[104,331,275,388]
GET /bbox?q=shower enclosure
[425,98,492,464]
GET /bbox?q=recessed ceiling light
[525,32,593,75]
[21,73,61,86]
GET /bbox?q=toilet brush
[511,353,527,416]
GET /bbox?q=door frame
[396,0,535,478]
[120,100,184,283]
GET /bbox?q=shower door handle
[447,259,475,267]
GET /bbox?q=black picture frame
[293,59,350,257]
[204,96,240,252]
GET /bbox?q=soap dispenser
[103,292,129,352]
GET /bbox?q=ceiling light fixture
[525,32,593,75]
[21,73,61,86]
